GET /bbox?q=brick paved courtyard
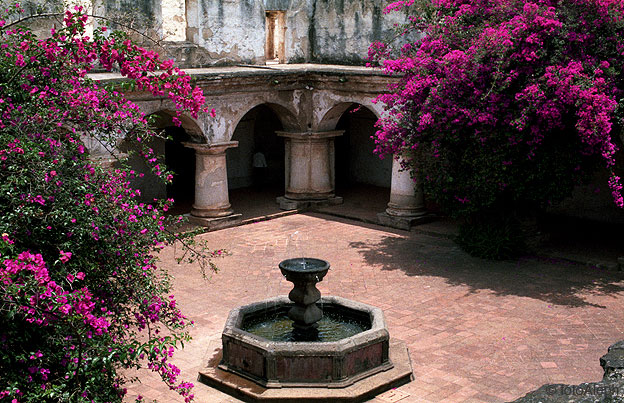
[125,213,624,402]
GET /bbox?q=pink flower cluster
[0,4,222,401]
[1,250,110,333]
[370,0,624,209]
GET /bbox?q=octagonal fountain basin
[218,295,392,388]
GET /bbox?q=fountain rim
[278,257,330,274]
[223,295,389,349]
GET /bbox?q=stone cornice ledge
[87,63,395,83]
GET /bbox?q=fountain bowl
[217,295,392,388]
[279,257,329,280]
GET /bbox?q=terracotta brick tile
[540,362,558,369]
[122,214,624,402]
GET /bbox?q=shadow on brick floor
[346,231,623,308]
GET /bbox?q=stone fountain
[199,258,413,402]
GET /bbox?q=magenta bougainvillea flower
[0,4,222,402]
[370,0,624,217]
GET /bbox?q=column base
[277,196,343,211]
[377,212,435,231]
[188,213,243,230]
[284,190,338,201]
[191,204,234,218]
[385,202,428,218]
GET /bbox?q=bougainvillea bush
[0,4,217,402]
[370,0,624,257]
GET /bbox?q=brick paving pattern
[125,213,624,403]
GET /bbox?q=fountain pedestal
[279,258,329,341]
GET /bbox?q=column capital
[392,152,417,165]
[183,141,238,155]
[276,131,344,140]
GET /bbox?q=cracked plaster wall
[308,0,404,64]
[27,0,406,65]
[185,0,405,65]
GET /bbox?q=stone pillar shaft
[378,155,430,230]
[276,131,343,210]
[82,135,124,169]
[184,141,242,228]
[386,156,426,217]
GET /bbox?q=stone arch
[133,100,207,140]
[228,101,302,141]
[330,102,391,191]
[147,109,205,142]
[227,103,289,191]
[118,109,199,206]
[316,100,382,132]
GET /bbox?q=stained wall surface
[25,0,406,66]
[186,0,406,65]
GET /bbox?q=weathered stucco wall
[187,0,267,64]
[308,0,399,64]
[186,0,405,65]
[161,0,186,40]
[94,0,163,36]
[25,0,405,66]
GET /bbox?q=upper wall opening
[265,10,286,64]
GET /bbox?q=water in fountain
[241,309,369,342]
[241,256,370,342]
[239,257,357,342]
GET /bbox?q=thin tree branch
[3,12,164,47]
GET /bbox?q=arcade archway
[123,112,198,213]
[316,103,392,222]
[334,104,391,190]
[226,104,286,218]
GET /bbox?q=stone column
[183,141,242,229]
[82,135,125,169]
[276,131,343,210]
[88,153,119,169]
[377,155,430,230]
